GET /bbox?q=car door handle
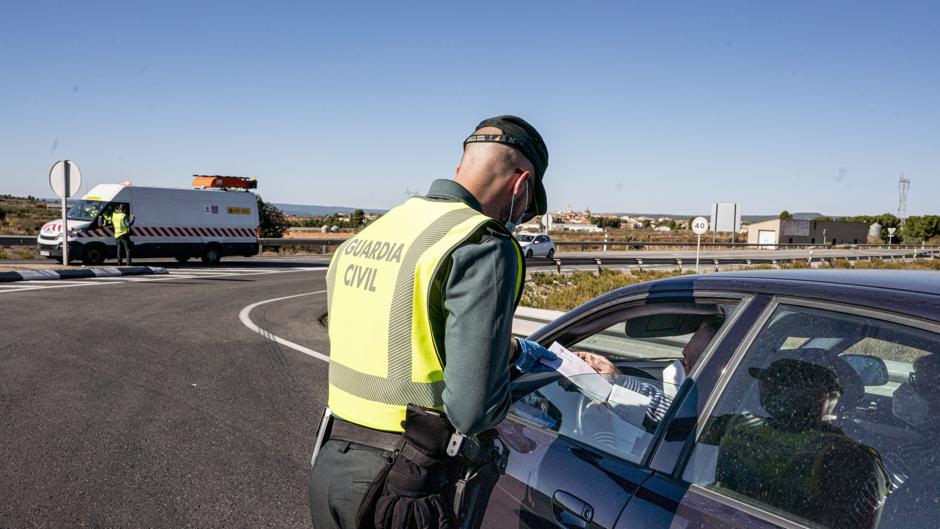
[552,490,594,529]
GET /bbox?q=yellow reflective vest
[326,197,524,432]
[112,211,130,238]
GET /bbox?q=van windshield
[68,200,106,221]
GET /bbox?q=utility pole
[898,174,910,223]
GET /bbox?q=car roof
[585,269,940,323]
[705,269,940,296]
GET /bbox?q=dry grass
[522,258,940,311]
[522,268,692,311]
[14,247,36,260]
[0,196,58,236]
[824,258,940,271]
[0,245,38,260]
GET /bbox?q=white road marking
[0,264,327,294]
[0,280,125,293]
[238,290,330,363]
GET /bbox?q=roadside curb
[0,266,169,283]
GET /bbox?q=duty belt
[329,416,401,452]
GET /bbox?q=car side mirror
[842,354,890,386]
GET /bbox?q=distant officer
[110,203,134,265]
[309,115,556,529]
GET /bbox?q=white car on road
[516,233,555,259]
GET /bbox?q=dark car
[483,270,940,529]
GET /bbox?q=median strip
[0,266,168,283]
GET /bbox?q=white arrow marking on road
[239,290,330,363]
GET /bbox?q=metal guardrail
[259,238,347,247]
[524,250,940,273]
[0,236,38,245]
[5,236,937,271]
[5,235,937,252]
[551,240,940,250]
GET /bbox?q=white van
[37,182,259,265]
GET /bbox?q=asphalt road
[2,249,936,528]
[1,261,333,528]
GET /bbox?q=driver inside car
[574,319,721,428]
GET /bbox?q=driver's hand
[574,351,620,376]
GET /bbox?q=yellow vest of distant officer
[112,211,130,238]
[326,197,523,432]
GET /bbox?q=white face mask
[893,382,929,427]
[504,179,530,233]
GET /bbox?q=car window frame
[519,290,754,469]
[674,295,940,528]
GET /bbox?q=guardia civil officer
[110,203,134,266]
[309,116,557,529]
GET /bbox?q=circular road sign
[49,160,82,198]
[691,216,709,235]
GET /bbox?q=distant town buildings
[517,206,695,233]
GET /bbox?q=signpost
[691,216,709,273]
[48,160,82,265]
[887,227,897,246]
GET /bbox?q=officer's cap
[464,115,549,216]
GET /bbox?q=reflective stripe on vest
[326,197,524,432]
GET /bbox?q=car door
[618,298,940,529]
[534,236,549,257]
[481,292,748,529]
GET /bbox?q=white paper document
[542,342,614,402]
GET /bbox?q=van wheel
[201,244,222,265]
[82,243,106,266]
[175,256,190,263]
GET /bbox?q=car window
[683,304,940,529]
[512,373,678,464]
[517,235,534,242]
[569,302,737,362]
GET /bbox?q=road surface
[1,259,332,528]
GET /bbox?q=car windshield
[67,200,106,221]
[517,235,535,242]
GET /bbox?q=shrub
[256,195,289,238]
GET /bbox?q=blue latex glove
[514,338,559,373]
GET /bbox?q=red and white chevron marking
[74,226,256,238]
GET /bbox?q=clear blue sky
[1,1,937,216]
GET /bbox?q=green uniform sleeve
[440,231,519,435]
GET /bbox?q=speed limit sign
[691,217,709,235]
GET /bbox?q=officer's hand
[514,339,558,373]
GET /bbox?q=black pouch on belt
[356,404,459,529]
[450,429,507,529]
